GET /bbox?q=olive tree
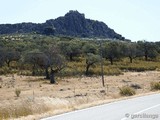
[58,40,82,61]
[3,48,21,67]
[0,47,5,67]
[85,53,100,75]
[103,42,122,65]
[82,42,98,54]
[24,46,66,84]
[46,45,66,84]
[24,50,45,76]
[137,41,159,61]
[123,42,141,63]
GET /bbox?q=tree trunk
[32,64,36,76]
[129,56,133,63]
[6,60,11,68]
[45,67,50,79]
[109,57,113,65]
[145,54,148,61]
[50,68,56,84]
[85,64,90,75]
[69,54,73,61]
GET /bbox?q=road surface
[41,93,160,120]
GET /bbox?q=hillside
[0,10,125,40]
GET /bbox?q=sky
[0,0,160,42]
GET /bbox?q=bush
[119,86,136,96]
[150,82,160,91]
[0,67,10,75]
[15,88,21,97]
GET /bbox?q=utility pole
[99,41,105,87]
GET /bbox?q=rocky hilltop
[0,10,125,39]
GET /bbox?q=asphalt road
[41,93,160,120]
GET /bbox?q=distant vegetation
[0,33,160,83]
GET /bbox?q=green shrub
[0,66,18,75]
[15,88,21,97]
[150,82,160,91]
[119,86,136,96]
[0,67,10,75]
[119,66,157,72]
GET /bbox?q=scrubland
[0,71,160,120]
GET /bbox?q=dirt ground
[0,71,160,120]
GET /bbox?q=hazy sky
[0,0,160,41]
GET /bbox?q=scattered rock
[130,83,142,89]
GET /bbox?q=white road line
[134,103,160,114]
[121,103,160,120]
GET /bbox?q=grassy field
[58,57,160,77]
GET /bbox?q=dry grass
[0,98,52,120]
[150,82,160,91]
[0,71,160,119]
